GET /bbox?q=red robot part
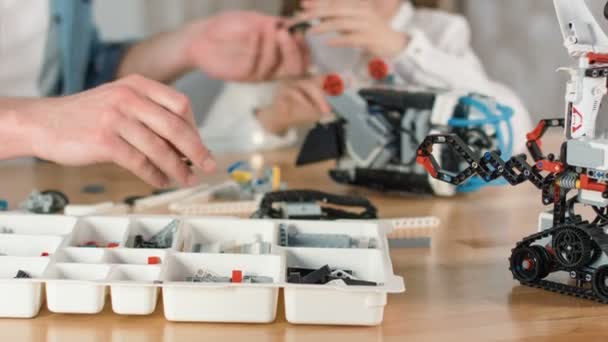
[416,150,438,178]
[323,74,345,96]
[587,52,608,65]
[368,58,389,81]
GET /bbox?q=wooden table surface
[1,148,608,342]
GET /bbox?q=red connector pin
[147,256,161,265]
[231,270,243,283]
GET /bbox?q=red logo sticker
[572,107,583,133]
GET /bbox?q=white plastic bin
[162,252,282,323]
[183,218,276,254]
[126,217,184,250]
[45,263,111,314]
[104,248,166,265]
[283,248,404,326]
[0,257,49,318]
[0,235,64,257]
[70,217,129,248]
[0,214,77,236]
[108,265,161,315]
[53,247,106,264]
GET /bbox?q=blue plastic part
[227,161,248,174]
[446,95,515,193]
[0,200,7,211]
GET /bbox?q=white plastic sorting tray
[0,214,405,325]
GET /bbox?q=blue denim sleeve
[83,31,135,90]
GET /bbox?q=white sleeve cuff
[392,29,449,88]
[248,116,298,151]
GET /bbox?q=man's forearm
[0,99,35,159]
[116,26,195,84]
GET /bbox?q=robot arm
[554,0,608,56]
[555,0,608,139]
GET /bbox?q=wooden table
[1,148,608,342]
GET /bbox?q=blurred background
[93,0,573,122]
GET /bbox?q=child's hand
[299,0,409,58]
[256,76,331,135]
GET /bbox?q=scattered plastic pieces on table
[81,184,106,194]
[21,190,69,214]
[216,161,285,201]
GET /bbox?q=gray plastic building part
[279,224,376,249]
[566,139,607,169]
[327,91,395,168]
[0,227,14,234]
[243,275,273,284]
[186,269,273,284]
[192,240,271,255]
[21,191,54,214]
[388,237,431,249]
[282,203,323,218]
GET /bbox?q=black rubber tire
[510,246,547,283]
[593,265,608,302]
[552,227,594,269]
[530,245,553,279]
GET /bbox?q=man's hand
[299,0,409,58]
[13,75,215,188]
[183,11,309,82]
[256,76,331,135]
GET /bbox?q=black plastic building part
[15,270,31,279]
[358,88,436,112]
[287,266,376,286]
[330,168,434,194]
[301,265,332,284]
[133,234,163,249]
[296,121,345,166]
[123,195,145,206]
[252,190,378,220]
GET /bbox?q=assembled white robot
[417,0,608,302]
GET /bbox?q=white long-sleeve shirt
[201,2,533,153]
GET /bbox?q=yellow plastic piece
[272,166,281,191]
[230,170,253,183]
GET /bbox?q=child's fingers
[327,33,370,49]
[294,79,331,114]
[276,30,307,78]
[301,0,373,12]
[311,18,369,35]
[297,6,367,23]
[284,86,312,109]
